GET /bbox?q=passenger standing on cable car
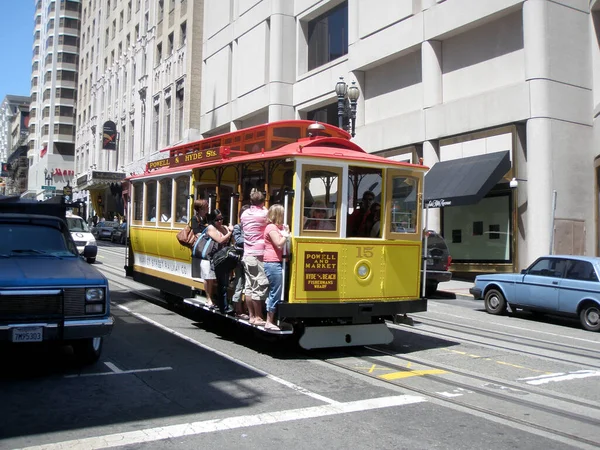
[232,204,250,319]
[348,190,375,237]
[191,199,208,235]
[240,189,269,326]
[204,209,233,311]
[191,199,209,282]
[263,204,289,331]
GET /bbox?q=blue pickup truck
[0,197,113,364]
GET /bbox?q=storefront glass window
[443,195,511,262]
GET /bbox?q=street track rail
[396,314,600,369]
[97,260,600,449]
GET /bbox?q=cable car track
[318,348,600,449]
[390,314,600,369]
[98,260,600,448]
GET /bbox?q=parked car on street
[66,211,97,263]
[422,230,452,296]
[111,221,127,244]
[92,220,119,241]
[0,198,114,364]
[470,255,600,331]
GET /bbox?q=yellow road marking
[368,364,376,373]
[496,361,552,374]
[379,369,447,380]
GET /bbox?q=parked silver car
[470,255,600,331]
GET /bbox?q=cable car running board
[299,323,393,350]
[183,297,294,335]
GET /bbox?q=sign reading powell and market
[304,251,338,291]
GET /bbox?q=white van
[65,211,98,263]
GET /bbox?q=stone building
[200,0,599,273]
[74,0,204,218]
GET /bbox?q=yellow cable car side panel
[290,238,422,303]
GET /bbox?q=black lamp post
[44,168,52,186]
[335,76,360,137]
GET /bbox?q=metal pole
[281,192,289,303]
[422,203,430,298]
[549,190,557,255]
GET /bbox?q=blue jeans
[264,262,283,313]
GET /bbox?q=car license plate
[12,327,43,343]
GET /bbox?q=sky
[0,1,35,101]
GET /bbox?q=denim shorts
[264,261,283,313]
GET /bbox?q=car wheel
[484,288,507,315]
[86,257,96,264]
[425,281,438,297]
[72,337,103,365]
[579,303,600,332]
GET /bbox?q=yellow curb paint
[379,369,447,380]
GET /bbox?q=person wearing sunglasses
[348,190,375,237]
[201,209,233,310]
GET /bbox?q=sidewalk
[437,278,474,299]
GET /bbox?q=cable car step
[183,298,294,335]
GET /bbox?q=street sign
[41,185,56,190]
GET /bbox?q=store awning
[424,150,511,208]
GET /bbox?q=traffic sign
[41,185,56,190]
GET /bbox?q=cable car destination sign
[146,146,227,171]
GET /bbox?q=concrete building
[201,0,599,274]
[74,0,204,219]
[27,0,81,201]
[0,96,30,196]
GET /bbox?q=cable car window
[390,176,418,233]
[159,178,172,223]
[146,180,157,222]
[133,182,143,221]
[175,176,189,223]
[302,166,341,234]
[347,167,383,238]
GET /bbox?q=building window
[165,97,171,145]
[168,32,174,55]
[307,2,348,71]
[129,120,134,162]
[156,42,162,64]
[177,87,184,140]
[158,0,164,21]
[180,21,186,46]
[153,102,160,151]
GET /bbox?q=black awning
[424,150,511,207]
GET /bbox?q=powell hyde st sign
[146,146,224,171]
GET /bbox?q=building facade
[74,0,204,219]
[201,0,599,273]
[0,96,30,196]
[28,0,81,200]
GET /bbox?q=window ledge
[297,56,348,83]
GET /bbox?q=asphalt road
[1,242,599,450]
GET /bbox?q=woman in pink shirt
[240,189,269,325]
[263,204,289,331]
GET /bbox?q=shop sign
[427,199,452,208]
[146,146,225,171]
[53,168,75,176]
[304,251,338,291]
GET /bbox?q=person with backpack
[231,204,250,319]
[195,209,232,308]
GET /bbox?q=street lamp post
[44,168,52,186]
[335,77,360,137]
